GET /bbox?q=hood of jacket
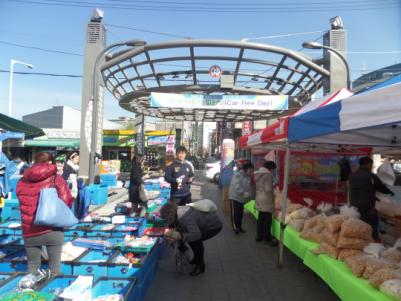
[23,163,57,182]
[254,167,270,175]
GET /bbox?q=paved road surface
[145,171,340,301]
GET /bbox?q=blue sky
[0,0,400,120]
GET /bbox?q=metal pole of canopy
[278,144,291,268]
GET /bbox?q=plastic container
[39,274,79,296]
[72,249,115,280]
[100,174,118,188]
[0,234,23,246]
[88,184,109,205]
[1,199,21,221]
[106,250,146,280]
[0,273,26,297]
[0,220,22,235]
[86,223,115,237]
[92,277,138,301]
[0,272,15,285]
[137,261,157,301]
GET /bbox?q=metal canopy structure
[101,39,330,121]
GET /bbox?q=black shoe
[189,258,196,265]
[234,228,240,234]
[190,264,205,276]
[255,237,263,242]
[239,228,246,233]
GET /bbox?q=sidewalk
[145,173,339,301]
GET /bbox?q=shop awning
[25,139,80,148]
[0,113,45,139]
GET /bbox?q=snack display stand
[245,201,395,301]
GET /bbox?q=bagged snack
[317,202,333,214]
[338,249,363,261]
[337,237,368,250]
[289,218,305,232]
[321,229,340,247]
[287,203,304,214]
[345,255,371,277]
[364,243,386,258]
[380,279,401,300]
[382,248,401,262]
[369,268,401,288]
[313,216,327,233]
[300,230,322,243]
[312,242,339,259]
[363,258,399,279]
[340,205,361,219]
[325,214,348,233]
[289,207,313,220]
[340,218,372,240]
[303,216,318,231]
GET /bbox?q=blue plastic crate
[40,274,78,296]
[1,199,20,222]
[0,220,22,235]
[106,250,146,280]
[0,248,33,272]
[92,276,138,301]
[0,273,26,297]
[138,261,157,301]
[0,272,15,285]
[0,234,23,246]
[87,184,109,205]
[72,249,115,280]
[86,223,115,237]
[100,174,118,187]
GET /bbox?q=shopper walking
[129,154,148,215]
[160,201,222,276]
[254,161,277,245]
[62,152,80,199]
[228,162,255,234]
[16,152,72,276]
[349,156,394,241]
[165,146,194,206]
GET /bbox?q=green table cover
[244,200,396,301]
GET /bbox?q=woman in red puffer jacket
[17,152,72,276]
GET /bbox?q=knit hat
[55,154,66,163]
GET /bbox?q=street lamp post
[8,59,34,117]
[89,39,146,184]
[302,41,351,90]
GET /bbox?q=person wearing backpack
[160,200,222,276]
[254,161,277,245]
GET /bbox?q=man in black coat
[129,155,147,214]
[165,146,194,206]
[349,156,394,240]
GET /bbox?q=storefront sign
[147,135,175,146]
[242,121,253,135]
[150,93,288,111]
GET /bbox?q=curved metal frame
[101,39,330,121]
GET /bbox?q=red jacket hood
[23,163,57,182]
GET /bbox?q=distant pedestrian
[160,201,222,276]
[254,161,277,245]
[129,154,148,215]
[62,152,79,199]
[165,146,194,205]
[228,162,255,234]
[55,155,66,177]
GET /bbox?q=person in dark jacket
[160,202,222,276]
[165,146,194,205]
[349,156,394,240]
[129,154,147,215]
[16,152,72,276]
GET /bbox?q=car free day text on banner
[150,93,288,111]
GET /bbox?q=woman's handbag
[34,177,78,228]
[139,184,148,202]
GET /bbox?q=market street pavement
[145,171,340,301]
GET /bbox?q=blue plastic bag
[34,187,78,228]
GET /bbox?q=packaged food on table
[321,229,340,246]
[337,237,368,250]
[313,216,327,233]
[303,216,318,231]
[345,255,371,277]
[381,248,401,262]
[363,258,399,279]
[93,295,124,301]
[340,205,361,219]
[337,249,363,261]
[340,218,372,240]
[300,230,322,243]
[288,207,313,220]
[324,214,348,233]
[312,242,339,259]
[286,203,304,214]
[363,243,386,258]
[289,219,305,232]
[380,279,401,300]
[369,268,401,288]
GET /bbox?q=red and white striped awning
[239,88,353,149]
